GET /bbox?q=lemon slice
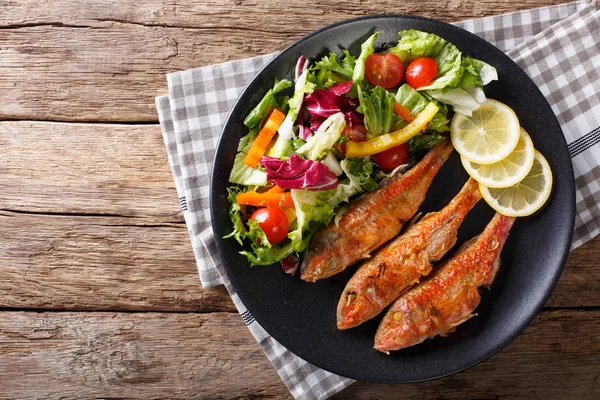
[451,99,520,164]
[479,150,553,217]
[461,128,535,188]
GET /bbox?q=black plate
[210,15,575,383]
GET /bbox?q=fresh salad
[225,29,498,274]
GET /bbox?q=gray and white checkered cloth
[156,1,600,398]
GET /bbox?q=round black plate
[210,15,575,383]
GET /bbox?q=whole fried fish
[337,178,481,330]
[300,140,454,282]
[374,213,515,353]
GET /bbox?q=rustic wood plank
[0,204,598,311]
[0,0,573,29]
[0,309,597,399]
[0,210,235,312]
[0,121,182,222]
[0,0,572,122]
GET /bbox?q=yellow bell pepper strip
[244,108,286,168]
[280,206,297,224]
[346,102,439,157]
[236,191,295,207]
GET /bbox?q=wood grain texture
[0,121,182,221]
[0,210,235,312]
[0,309,598,399]
[0,0,573,122]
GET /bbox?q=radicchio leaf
[329,81,353,96]
[303,86,363,132]
[298,125,312,140]
[260,155,339,191]
[295,56,309,80]
[280,254,300,276]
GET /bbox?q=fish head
[337,290,362,330]
[300,234,342,281]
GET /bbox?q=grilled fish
[374,213,515,353]
[337,178,481,330]
[300,140,454,282]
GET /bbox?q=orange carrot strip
[393,102,417,122]
[244,108,286,168]
[236,191,294,207]
[394,102,428,132]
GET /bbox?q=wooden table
[1,0,599,398]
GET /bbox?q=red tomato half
[371,143,409,173]
[405,57,438,89]
[364,54,404,89]
[250,207,289,245]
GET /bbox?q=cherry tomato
[337,124,368,156]
[405,57,438,89]
[364,54,404,89]
[250,207,289,245]
[371,143,409,173]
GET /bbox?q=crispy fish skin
[337,178,482,330]
[374,213,515,353]
[300,140,454,282]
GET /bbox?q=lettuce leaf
[342,157,379,192]
[352,32,379,84]
[358,85,395,137]
[408,133,446,153]
[243,79,292,129]
[458,57,498,88]
[229,130,268,186]
[311,50,356,88]
[427,88,481,116]
[426,57,498,116]
[289,189,338,252]
[223,187,249,245]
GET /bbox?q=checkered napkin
[156,1,600,398]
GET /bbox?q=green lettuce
[223,187,249,245]
[358,85,396,138]
[288,189,338,252]
[352,32,379,84]
[312,49,356,87]
[229,130,268,186]
[408,133,446,153]
[243,79,292,129]
[458,57,498,88]
[342,157,379,192]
